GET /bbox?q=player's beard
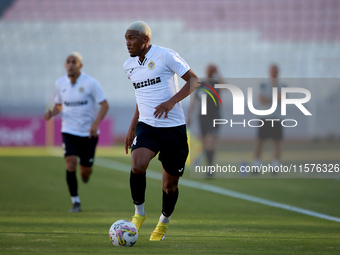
[68,71,77,77]
[130,48,143,58]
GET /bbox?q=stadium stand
[0,0,15,18]
[2,0,339,41]
[0,0,339,139]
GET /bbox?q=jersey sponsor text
[63,100,88,107]
[133,77,161,89]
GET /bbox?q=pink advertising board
[0,117,113,146]
[0,118,45,146]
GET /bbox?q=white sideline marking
[95,157,340,223]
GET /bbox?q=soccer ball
[109,220,138,247]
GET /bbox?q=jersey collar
[138,45,154,66]
[67,72,83,86]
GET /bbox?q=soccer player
[124,21,199,241]
[188,64,225,177]
[45,52,109,212]
[253,64,285,171]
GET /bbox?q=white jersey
[54,72,106,137]
[124,45,190,127]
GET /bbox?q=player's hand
[125,129,135,154]
[89,123,99,138]
[44,110,52,121]
[153,99,176,119]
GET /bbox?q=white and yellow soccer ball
[109,220,138,247]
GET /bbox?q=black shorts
[131,122,189,177]
[258,119,282,140]
[62,133,98,167]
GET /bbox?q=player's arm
[45,104,62,121]
[125,104,139,154]
[89,100,109,138]
[154,69,200,119]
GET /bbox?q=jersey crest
[148,60,155,70]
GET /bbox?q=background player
[124,21,199,241]
[253,64,285,171]
[188,64,225,177]
[45,52,109,212]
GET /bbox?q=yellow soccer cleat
[131,214,146,233]
[149,221,169,241]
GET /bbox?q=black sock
[66,170,78,197]
[130,170,146,205]
[206,150,214,165]
[162,188,179,217]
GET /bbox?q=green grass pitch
[0,146,340,254]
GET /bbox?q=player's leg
[131,147,155,207]
[62,133,81,212]
[65,156,77,194]
[202,131,217,178]
[130,147,155,232]
[253,138,262,172]
[254,138,262,160]
[200,118,213,166]
[150,167,180,241]
[150,124,188,241]
[253,120,266,172]
[78,136,98,183]
[272,140,281,167]
[79,166,92,183]
[272,121,282,169]
[65,155,81,212]
[202,133,215,165]
[161,168,179,222]
[130,122,159,232]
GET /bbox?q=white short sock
[159,214,170,224]
[71,196,80,204]
[135,203,145,216]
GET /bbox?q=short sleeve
[124,66,131,80]
[164,49,190,77]
[123,60,132,80]
[90,79,106,104]
[54,81,62,104]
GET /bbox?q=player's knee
[66,162,77,172]
[131,162,148,174]
[66,166,76,172]
[163,186,178,195]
